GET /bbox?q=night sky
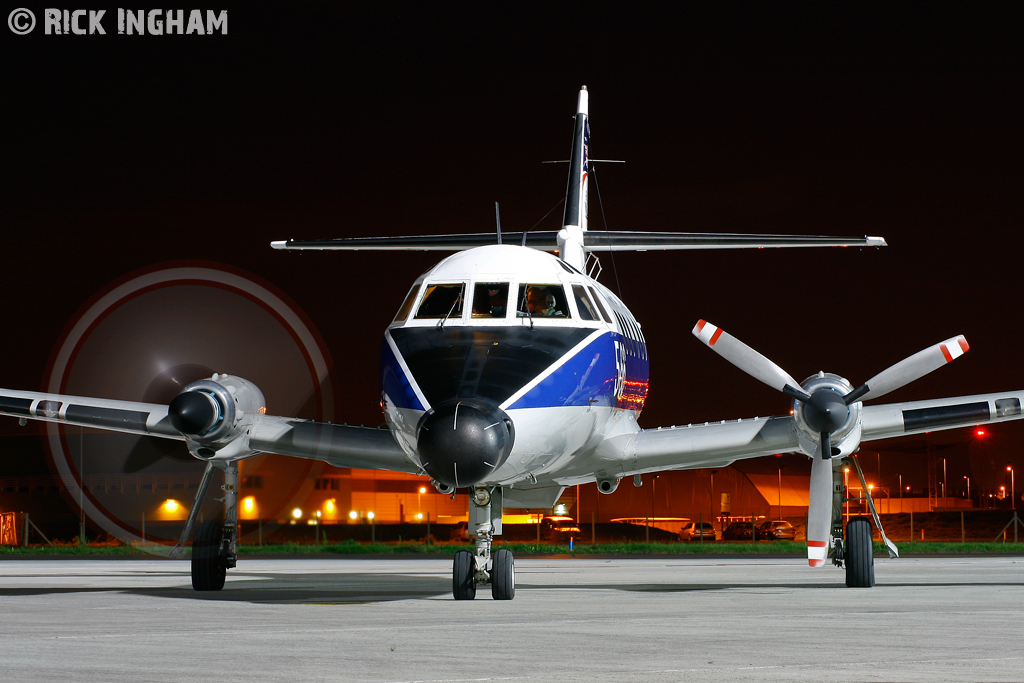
[5,5,1024,493]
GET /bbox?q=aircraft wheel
[453,550,476,600]
[192,520,227,591]
[491,548,515,600]
[845,517,875,588]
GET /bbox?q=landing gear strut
[172,461,239,591]
[834,455,897,588]
[453,486,515,600]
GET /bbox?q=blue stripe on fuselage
[508,331,648,411]
[380,337,425,411]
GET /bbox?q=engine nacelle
[167,373,266,460]
[793,372,863,458]
[597,477,620,494]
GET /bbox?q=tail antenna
[494,202,502,244]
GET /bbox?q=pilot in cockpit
[525,286,564,317]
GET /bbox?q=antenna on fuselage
[494,202,502,244]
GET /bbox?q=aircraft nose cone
[416,400,515,489]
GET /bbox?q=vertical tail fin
[558,86,589,269]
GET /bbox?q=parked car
[678,521,716,541]
[758,520,796,541]
[450,521,471,541]
[722,521,754,541]
[540,516,581,541]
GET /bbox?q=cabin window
[571,284,599,321]
[588,286,613,323]
[470,283,510,318]
[516,284,570,318]
[392,284,421,322]
[415,283,465,319]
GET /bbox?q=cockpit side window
[470,283,510,318]
[571,284,599,321]
[414,283,465,319]
[588,286,614,323]
[517,284,570,318]
[393,284,421,322]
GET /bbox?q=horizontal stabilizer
[272,232,560,251]
[273,231,886,252]
[579,231,886,251]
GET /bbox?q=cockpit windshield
[517,284,570,318]
[470,283,510,318]
[392,284,420,322]
[415,283,465,319]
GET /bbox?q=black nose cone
[416,400,514,488]
[168,391,218,435]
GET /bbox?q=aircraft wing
[0,388,182,439]
[629,416,800,474]
[247,416,420,473]
[622,389,1024,477]
[860,391,1024,440]
[0,387,419,475]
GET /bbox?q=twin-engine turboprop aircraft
[3,87,1023,598]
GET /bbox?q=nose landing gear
[453,486,515,600]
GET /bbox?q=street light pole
[1009,465,1016,511]
[777,466,783,521]
[843,467,850,523]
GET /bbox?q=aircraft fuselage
[380,244,649,489]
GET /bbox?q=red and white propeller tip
[692,320,803,396]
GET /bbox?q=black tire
[491,549,515,600]
[845,517,875,588]
[453,550,476,600]
[191,520,226,591]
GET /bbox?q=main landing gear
[453,486,515,600]
[833,456,896,588]
[171,462,238,591]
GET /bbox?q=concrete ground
[1,555,1021,682]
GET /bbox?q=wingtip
[270,240,288,250]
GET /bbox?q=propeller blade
[807,447,834,567]
[693,320,809,400]
[846,335,969,404]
